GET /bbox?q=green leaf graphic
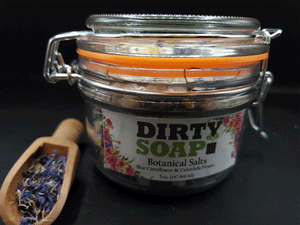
[127,158,135,164]
[206,135,213,140]
[213,134,220,140]
[113,150,120,156]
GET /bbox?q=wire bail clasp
[253,28,282,44]
[248,28,281,138]
[248,71,274,139]
[43,31,92,85]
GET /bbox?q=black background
[0,1,299,225]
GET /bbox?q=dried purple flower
[16,150,67,225]
[20,216,38,225]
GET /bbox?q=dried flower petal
[17,150,66,225]
[20,216,38,225]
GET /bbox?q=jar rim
[86,14,261,37]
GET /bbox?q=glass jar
[43,14,281,195]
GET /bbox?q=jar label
[102,109,245,181]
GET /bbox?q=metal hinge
[43,31,92,85]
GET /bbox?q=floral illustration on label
[222,112,244,158]
[103,116,140,176]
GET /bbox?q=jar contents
[16,150,66,225]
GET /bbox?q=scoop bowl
[0,118,84,225]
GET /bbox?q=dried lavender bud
[16,150,67,225]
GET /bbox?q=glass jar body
[42,14,281,195]
[79,68,257,194]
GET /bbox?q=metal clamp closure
[248,71,274,139]
[249,28,281,138]
[253,28,282,44]
[43,31,92,85]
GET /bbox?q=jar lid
[86,14,261,37]
[78,14,275,58]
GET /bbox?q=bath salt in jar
[43,15,282,195]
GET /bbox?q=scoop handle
[52,118,84,143]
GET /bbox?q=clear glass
[77,36,269,58]
[79,61,259,194]
[86,14,261,37]
[42,14,281,195]
[75,14,269,195]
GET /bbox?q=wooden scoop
[0,118,84,225]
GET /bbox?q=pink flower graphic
[103,116,139,177]
[233,113,242,132]
[104,147,113,156]
[222,112,245,158]
[105,119,113,129]
[104,127,110,136]
[223,116,230,126]
[231,151,235,158]
[126,165,135,176]
[106,155,119,171]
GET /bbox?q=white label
[102,109,245,181]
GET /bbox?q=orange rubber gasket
[78,49,268,78]
[78,49,268,69]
